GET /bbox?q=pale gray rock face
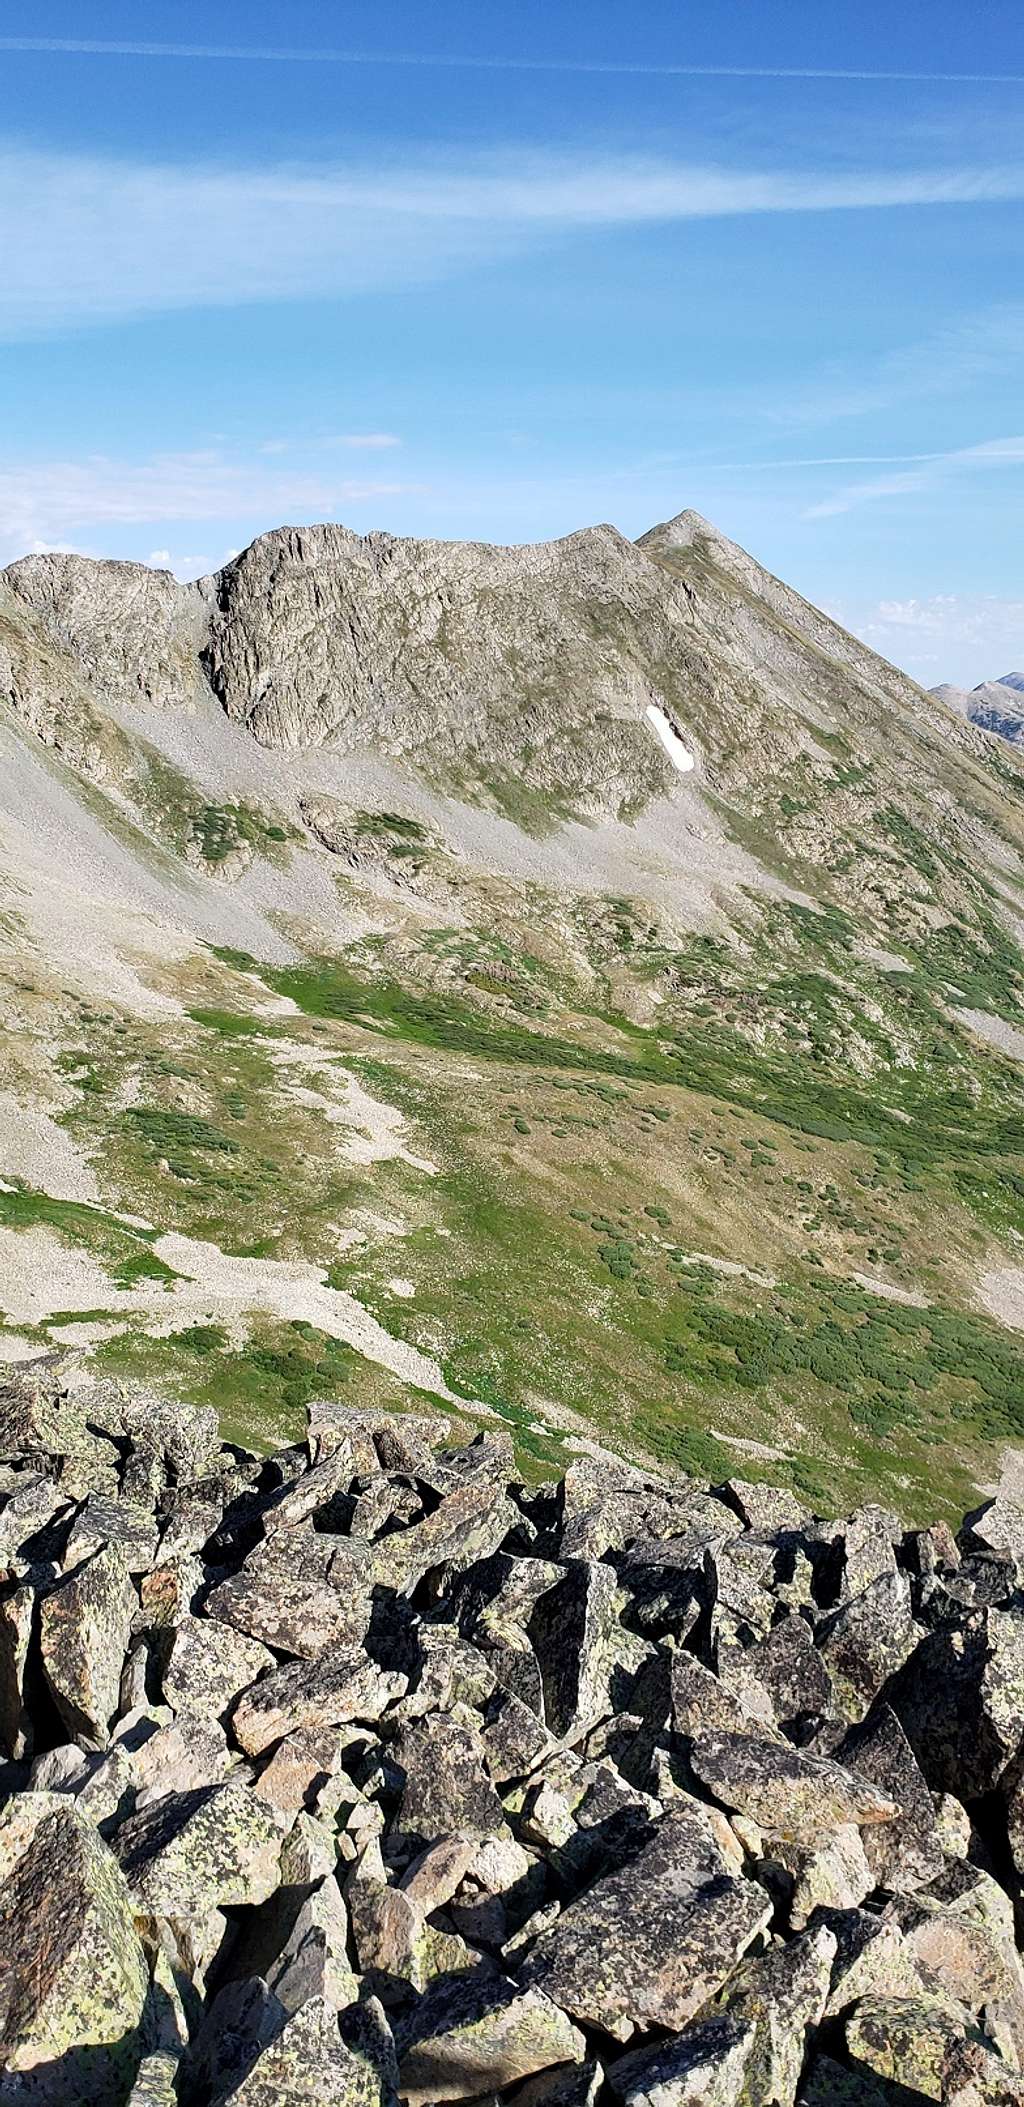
[3,551,208,714]
[932,675,1024,746]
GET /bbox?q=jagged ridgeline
[4,1368,1024,2102]
[3,514,1024,1523]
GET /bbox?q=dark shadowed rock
[0,1581,36,1760]
[528,1559,633,1739]
[839,1703,943,1892]
[396,1713,508,1842]
[398,1973,586,2105]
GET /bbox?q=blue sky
[1,0,1022,684]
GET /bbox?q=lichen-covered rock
[671,1647,773,1740]
[723,1923,836,2106]
[231,1652,404,1758]
[367,1477,518,1594]
[839,1703,943,1892]
[612,2014,758,2104]
[39,1540,136,1747]
[690,1729,897,1847]
[126,2052,181,2105]
[65,1489,160,1575]
[819,1571,921,1719]
[206,1524,372,1659]
[0,1580,36,1760]
[163,1614,275,1721]
[396,1714,508,1842]
[263,1877,359,2015]
[528,1559,630,1739]
[0,1796,149,2105]
[524,1806,772,2037]
[843,1996,976,2101]
[217,1994,382,2104]
[398,1974,586,2105]
[724,1612,834,1732]
[112,1781,284,1918]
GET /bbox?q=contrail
[0,37,1021,84]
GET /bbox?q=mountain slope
[4,512,1024,1518]
[933,672,1024,747]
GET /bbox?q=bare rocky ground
[5,1361,1024,2103]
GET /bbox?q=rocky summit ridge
[932,678,1024,750]
[5,1364,1024,2102]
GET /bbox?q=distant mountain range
[931,672,1024,746]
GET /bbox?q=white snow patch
[646,704,696,775]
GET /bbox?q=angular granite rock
[524,1805,772,2038]
[39,1540,136,1747]
[396,1713,508,1843]
[218,1994,382,2105]
[206,1524,372,1660]
[0,1795,149,2106]
[398,1974,586,2105]
[112,1781,284,1918]
[839,1702,943,1892]
[690,1729,897,1847]
[608,2013,756,2105]
[163,1614,275,1722]
[231,1652,404,1758]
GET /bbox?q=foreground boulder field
[5,1371,1024,2101]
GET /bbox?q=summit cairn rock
[3,1364,1024,2101]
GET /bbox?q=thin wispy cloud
[0,449,421,559]
[762,304,1024,429]
[852,594,1024,681]
[4,145,1024,340]
[806,434,1024,517]
[1,38,1021,84]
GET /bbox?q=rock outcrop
[3,1361,1024,2102]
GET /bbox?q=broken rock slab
[0,1794,149,2107]
[523,1805,772,2039]
[689,1728,898,1847]
[398,1973,586,2106]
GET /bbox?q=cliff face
[2,511,1003,827]
[3,1361,1024,2104]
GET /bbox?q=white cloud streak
[3,146,1024,339]
[0,450,421,559]
[806,434,1024,517]
[850,594,1024,685]
[1,38,1022,83]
